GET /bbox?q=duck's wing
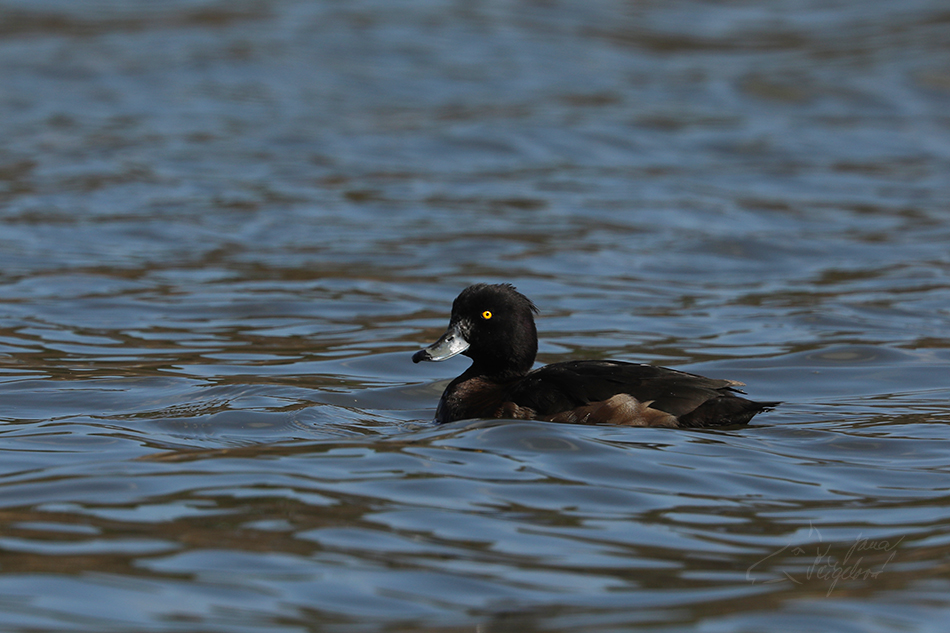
[505,360,758,422]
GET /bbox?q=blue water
[2,0,950,631]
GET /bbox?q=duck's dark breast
[436,374,518,423]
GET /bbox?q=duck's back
[504,360,774,427]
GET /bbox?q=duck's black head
[413,283,539,378]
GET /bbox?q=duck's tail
[678,397,780,428]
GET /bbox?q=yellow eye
[481,310,492,320]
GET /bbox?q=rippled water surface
[2,0,950,631]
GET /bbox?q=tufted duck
[413,283,777,427]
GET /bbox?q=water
[2,0,950,630]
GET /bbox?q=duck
[412,283,777,427]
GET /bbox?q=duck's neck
[464,361,531,384]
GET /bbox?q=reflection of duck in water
[414,283,777,427]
